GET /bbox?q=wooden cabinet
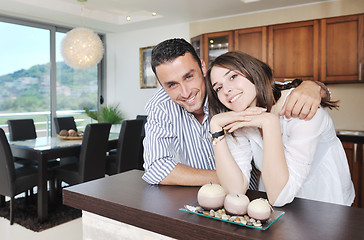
[203,31,234,66]
[234,26,267,63]
[320,15,364,83]
[342,142,363,208]
[191,35,203,60]
[191,13,363,83]
[268,20,319,82]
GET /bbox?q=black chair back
[79,123,111,182]
[136,115,147,137]
[0,128,16,197]
[7,119,37,141]
[115,119,144,173]
[136,115,147,170]
[54,116,78,133]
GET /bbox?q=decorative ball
[68,129,78,137]
[224,193,250,215]
[197,183,226,210]
[59,129,68,136]
[247,198,272,221]
[61,28,104,70]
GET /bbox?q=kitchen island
[63,170,364,240]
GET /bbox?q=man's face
[155,53,207,116]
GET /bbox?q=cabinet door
[342,142,360,207]
[234,27,267,63]
[268,20,319,82]
[191,35,203,60]
[321,14,364,83]
[203,31,234,66]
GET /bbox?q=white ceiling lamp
[61,0,104,70]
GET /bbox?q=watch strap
[211,129,226,139]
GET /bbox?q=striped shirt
[142,88,215,184]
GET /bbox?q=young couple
[143,38,354,207]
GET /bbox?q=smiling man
[142,38,327,186]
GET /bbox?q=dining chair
[54,116,80,166]
[7,119,37,141]
[7,119,60,168]
[0,128,38,225]
[54,116,78,134]
[55,123,111,191]
[136,115,147,170]
[7,119,38,167]
[105,119,144,175]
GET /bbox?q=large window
[0,16,104,136]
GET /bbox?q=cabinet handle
[359,63,362,81]
[353,143,357,163]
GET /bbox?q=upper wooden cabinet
[268,20,319,82]
[234,26,267,63]
[203,31,234,66]
[320,15,364,83]
[191,35,203,60]
[191,13,363,83]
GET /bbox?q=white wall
[105,23,190,119]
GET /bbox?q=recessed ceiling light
[152,12,157,16]
[126,16,131,21]
[240,0,261,3]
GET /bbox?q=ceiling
[0,0,332,33]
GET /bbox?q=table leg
[38,157,48,222]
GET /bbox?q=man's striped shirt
[142,88,215,184]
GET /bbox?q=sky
[0,21,64,76]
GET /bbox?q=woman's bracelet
[212,135,225,146]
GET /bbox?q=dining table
[9,133,118,222]
[63,170,364,240]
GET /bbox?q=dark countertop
[63,170,364,240]
[336,130,364,143]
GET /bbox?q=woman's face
[210,66,257,112]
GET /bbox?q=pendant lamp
[61,0,104,70]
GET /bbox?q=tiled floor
[0,215,82,240]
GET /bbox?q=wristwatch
[210,129,226,139]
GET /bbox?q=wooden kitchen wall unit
[234,26,267,63]
[268,20,319,82]
[342,142,363,208]
[321,14,364,83]
[191,35,203,60]
[191,13,364,83]
[191,31,233,66]
[202,31,234,66]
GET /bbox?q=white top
[225,100,355,207]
